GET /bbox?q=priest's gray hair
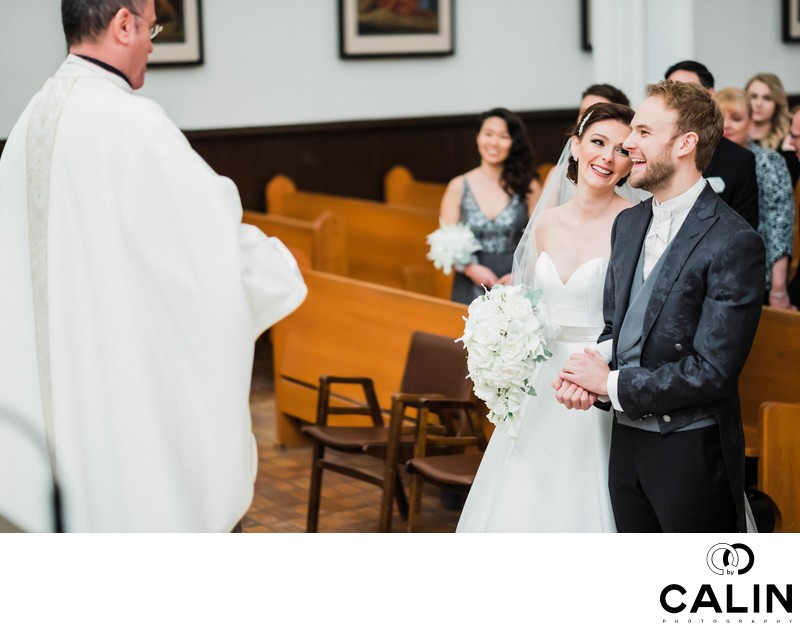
[62,0,147,46]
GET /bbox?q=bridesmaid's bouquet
[426,222,481,275]
[457,284,552,428]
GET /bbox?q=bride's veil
[510,140,576,289]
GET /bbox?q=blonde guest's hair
[745,73,791,151]
[716,87,752,118]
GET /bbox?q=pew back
[266,175,440,289]
[738,306,800,457]
[383,166,445,212]
[243,209,347,275]
[758,401,800,532]
[271,270,468,447]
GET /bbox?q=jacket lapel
[613,201,652,335]
[641,184,719,342]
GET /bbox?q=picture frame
[783,0,800,42]
[581,0,592,52]
[338,0,454,59]
[148,0,203,66]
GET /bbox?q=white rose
[497,363,528,387]
[471,321,502,348]
[497,336,529,364]
[505,386,529,415]
[505,293,533,319]
[467,296,496,320]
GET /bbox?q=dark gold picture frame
[148,0,203,66]
[339,0,454,59]
[581,0,592,51]
[783,0,800,42]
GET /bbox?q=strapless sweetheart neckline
[538,251,607,286]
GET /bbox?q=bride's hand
[552,376,597,410]
[496,273,513,286]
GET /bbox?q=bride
[456,102,645,532]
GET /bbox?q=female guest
[746,73,799,187]
[718,88,795,310]
[439,108,540,304]
[457,103,643,532]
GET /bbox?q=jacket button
[674,343,683,351]
[663,414,671,422]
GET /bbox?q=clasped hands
[466,263,512,288]
[552,348,610,410]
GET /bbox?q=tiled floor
[241,345,464,533]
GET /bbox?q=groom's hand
[560,349,610,396]
[551,376,597,410]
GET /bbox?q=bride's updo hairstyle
[476,107,535,199]
[566,102,635,187]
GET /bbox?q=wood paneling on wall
[184,110,576,212]
[0,110,574,213]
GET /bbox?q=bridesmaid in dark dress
[439,108,540,304]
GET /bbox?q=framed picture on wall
[148,0,203,66]
[581,0,592,51]
[783,0,800,42]
[339,0,454,59]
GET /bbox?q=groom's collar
[651,177,705,218]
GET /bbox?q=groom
[555,81,765,532]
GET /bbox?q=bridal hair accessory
[457,284,552,428]
[426,221,482,275]
[577,111,592,136]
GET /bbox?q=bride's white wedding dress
[456,251,616,532]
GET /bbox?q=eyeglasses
[131,12,163,40]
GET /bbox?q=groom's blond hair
[647,80,722,172]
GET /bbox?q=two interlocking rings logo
[706,543,755,576]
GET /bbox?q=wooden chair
[758,401,800,532]
[302,331,473,532]
[381,396,486,533]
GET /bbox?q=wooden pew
[383,163,555,210]
[738,306,800,457]
[270,269,468,448]
[265,175,440,290]
[383,166,445,212]
[758,401,800,532]
[242,209,347,275]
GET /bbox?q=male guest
[557,81,765,532]
[665,60,760,231]
[0,0,307,532]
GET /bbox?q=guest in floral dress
[718,88,795,310]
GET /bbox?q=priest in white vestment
[0,0,307,532]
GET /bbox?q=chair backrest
[398,331,472,400]
[758,401,800,532]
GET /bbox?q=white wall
[1,0,798,139]
[694,0,800,94]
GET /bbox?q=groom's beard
[629,143,675,193]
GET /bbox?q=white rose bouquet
[456,284,552,428]
[426,222,482,275]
